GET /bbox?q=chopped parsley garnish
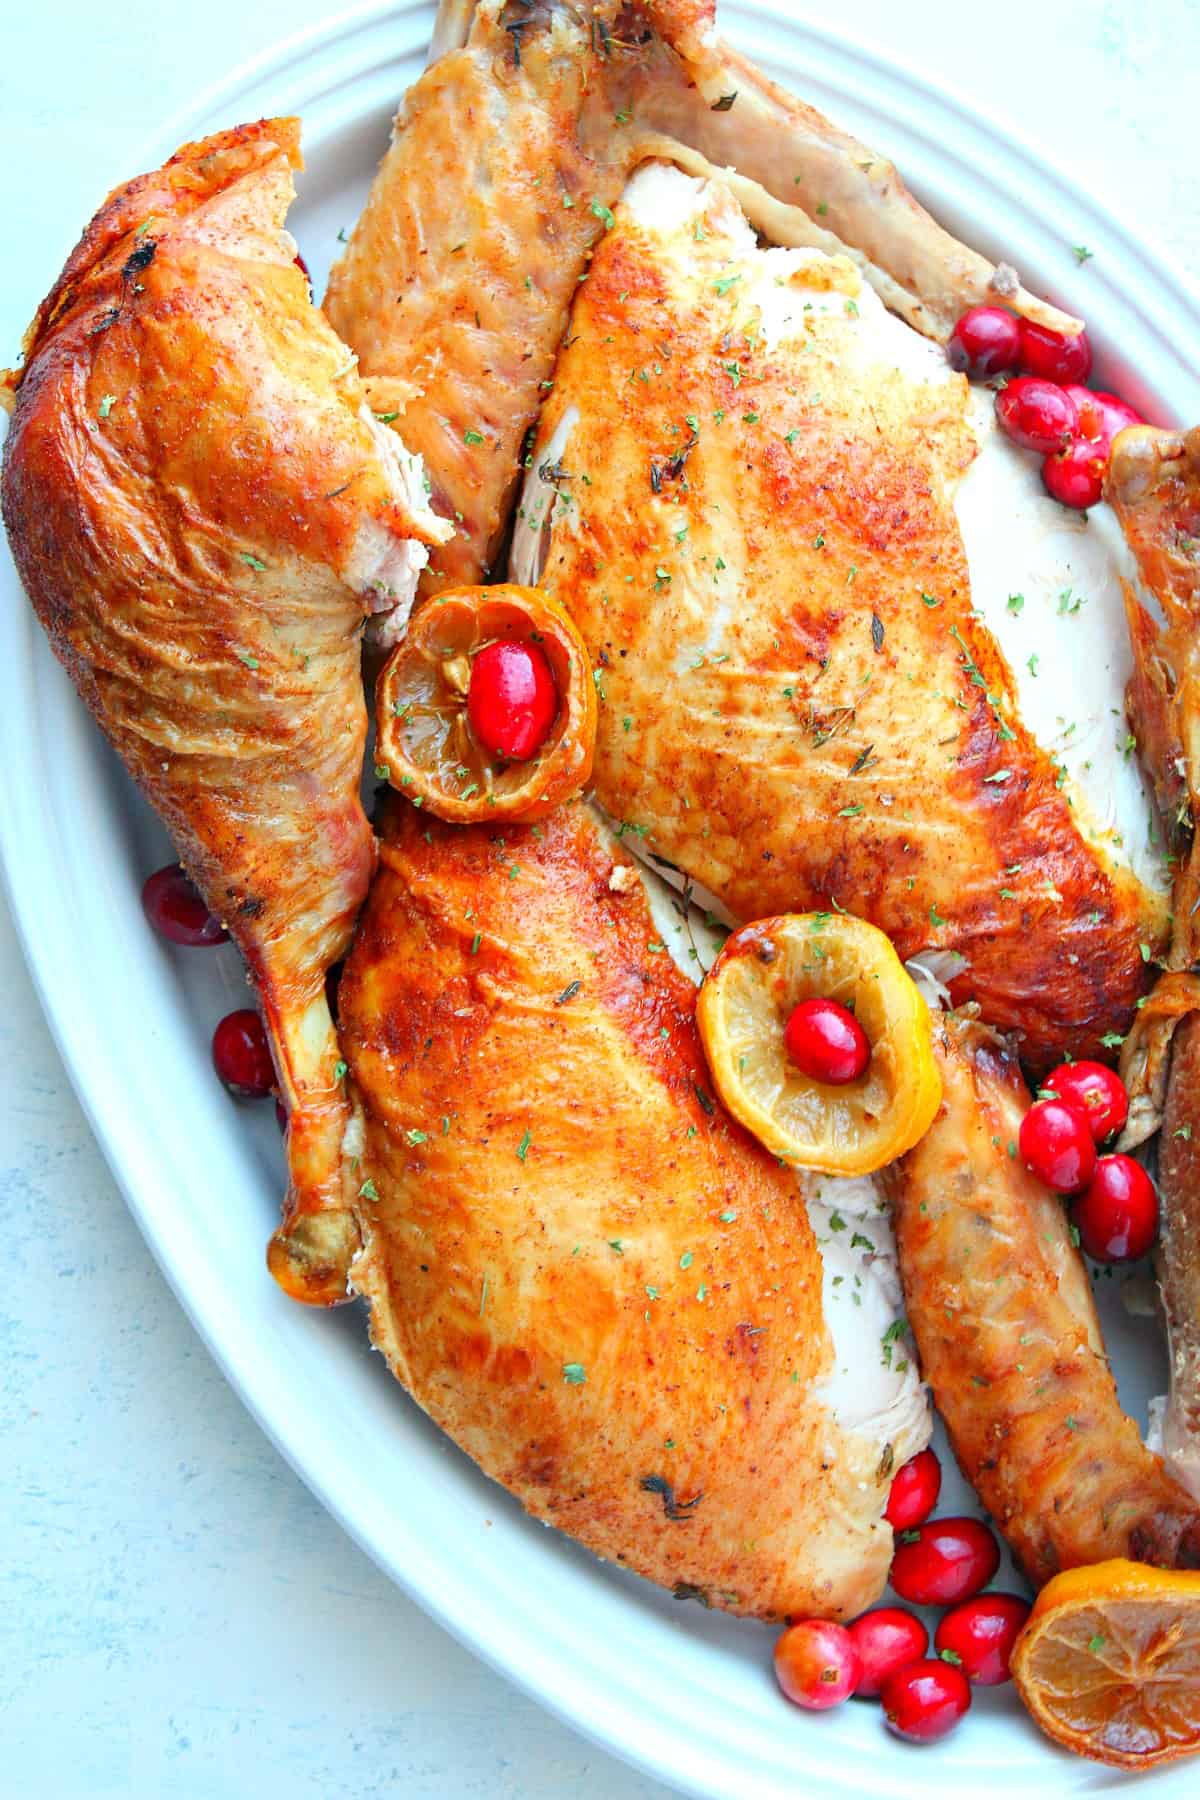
[881,1319,910,1368]
[562,1362,586,1385]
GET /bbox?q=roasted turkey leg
[1,120,449,1306]
[1106,425,1200,1498]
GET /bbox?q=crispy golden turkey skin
[518,167,1165,1071]
[340,797,927,1621]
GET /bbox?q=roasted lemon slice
[1011,1560,1200,1769]
[696,912,941,1174]
[375,584,596,822]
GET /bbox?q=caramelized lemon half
[375,584,596,822]
[696,912,941,1174]
[1011,1559,1200,1769]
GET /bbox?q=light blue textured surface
[2,4,1198,1796]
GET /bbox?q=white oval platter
[3,3,1200,1794]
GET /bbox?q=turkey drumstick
[1,118,450,1306]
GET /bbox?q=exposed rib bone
[428,0,475,59]
[630,131,965,339]
[626,29,1082,343]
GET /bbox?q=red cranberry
[1042,438,1106,510]
[848,1607,928,1698]
[141,863,226,946]
[947,306,1022,378]
[773,1620,862,1710]
[996,377,1078,454]
[212,1009,275,1100]
[293,250,312,291]
[783,997,870,1084]
[1064,384,1142,450]
[882,1658,972,1743]
[1019,320,1093,384]
[467,640,558,762]
[885,1448,942,1531]
[1019,1098,1097,1192]
[1042,1060,1128,1143]
[890,1517,1001,1607]
[1071,1154,1159,1263]
[934,1593,1031,1685]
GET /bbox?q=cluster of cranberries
[141,863,277,1103]
[948,306,1143,509]
[1019,1060,1158,1262]
[775,1448,1026,1743]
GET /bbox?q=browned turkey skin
[340,796,923,1622]
[326,0,1081,593]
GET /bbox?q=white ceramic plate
[4,4,1200,1794]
